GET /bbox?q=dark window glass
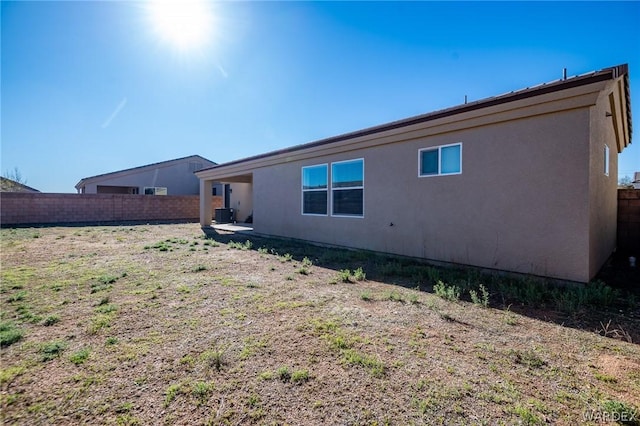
[332,189,363,216]
[420,149,438,175]
[303,191,327,215]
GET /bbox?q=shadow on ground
[202,227,640,344]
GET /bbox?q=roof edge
[199,64,629,174]
[76,155,216,189]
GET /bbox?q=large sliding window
[419,143,462,177]
[332,159,364,217]
[302,164,328,215]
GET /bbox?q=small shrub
[42,315,61,326]
[228,240,253,250]
[192,265,207,272]
[353,267,366,281]
[105,337,119,346]
[69,347,91,365]
[258,371,273,380]
[6,290,27,303]
[40,340,67,362]
[201,345,225,371]
[383,290,404,303]
[360,290,373,301]
[338,269,352,283]
[600,399,639,425]
[97,274,119,285]
[291,369,310,383]
[115,402,133,414]
[276,366,291,382]
[510,349,546,369]
[470,284,490,307]
[341,349,385,377]
[192,381,213,404]
[0,321,24,348]
[97,296,110,306]
[164,383,182,406]
[594,372,618,383]
[302,257,313,267]
[298,266,310,275]
[434,281,460,302]
[95,303,117,314]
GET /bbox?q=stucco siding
[79,156,216,195]
[252,108,592,281]
[230,183,254,222]
[588,80,623,278]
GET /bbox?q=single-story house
[76,155,220,195]
[196,64,632,283]
[0,177,40,193]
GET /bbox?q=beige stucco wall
[587,78,625,278]
[252,108,593,281]
[198,77,629,282]
[230,183,253,222]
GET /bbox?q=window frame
[418,142,462,177]
[331,158,364,218]
[604,144,610,176]
[301,163,329,216]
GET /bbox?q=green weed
[0,321,24,348]
[6,290,27,303]
[353,267,366,281]
[433,281,460,302]
[69,348,91,365]
[42,315,61,326]
[40,340,67,362]
[291,369,310,383]
[192,381,214,404]
[469,284,490,307]
[277,366,291,382]
[164,383,182,407]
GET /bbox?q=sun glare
[148,0,214,51]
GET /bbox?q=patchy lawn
[1,224,639,425]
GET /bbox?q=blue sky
[2,1,638,192]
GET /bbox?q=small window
[332,159,364,217]
[302,164,328,215]
[604,145,610,176]
[144,187,167,195]
[419,143,462,177]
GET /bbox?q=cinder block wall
[0,193,223,226]
[617,189,640,253]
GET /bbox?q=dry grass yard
[1,224,639,425]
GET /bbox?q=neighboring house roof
[197,64,631,178]
[75,155,216,190]
[0,177,40,193]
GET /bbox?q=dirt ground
[1,223,639,425]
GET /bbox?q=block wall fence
[617,189,640,253]
[0,193,223,226]
[1,191,638,254]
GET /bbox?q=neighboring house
[197,64,632,283]
[633,172,640,189]
[0,177,40,193]
[76,155,219,195]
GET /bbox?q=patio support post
[200,179,213,227]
